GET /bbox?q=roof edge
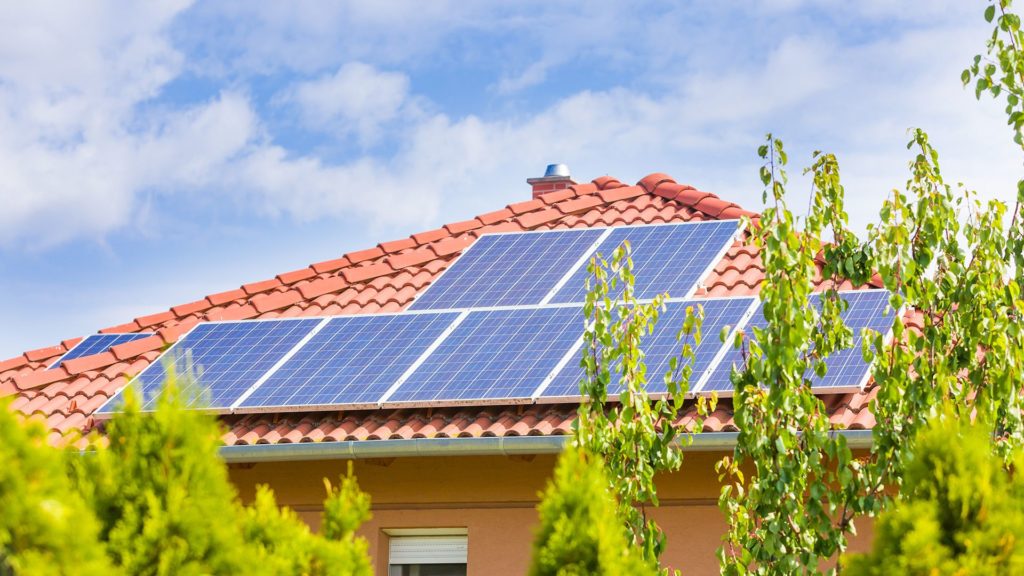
[217,430,873,463]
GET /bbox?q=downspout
[219,430,873,464]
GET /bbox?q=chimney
[527,163,575,199]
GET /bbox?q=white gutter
[219,430,873,464]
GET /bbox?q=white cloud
[0,0,1020,253]
[282,62,410,143]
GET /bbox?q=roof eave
[218,430,874,464]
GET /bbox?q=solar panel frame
[548,220,743,305]
[407,227,607,311]
[47,333,153,370]
[534,296,758,402]
[694,290,896,396]
[381,303,587,407]
[232,309,465,413]
[94,316,326,417]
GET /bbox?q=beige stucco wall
[229,451,873,575]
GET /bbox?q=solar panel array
[410,221,740,310]
[94,221,894,417]
[700,290,894,394]
[386,306,583,404]
[549,221,740,304]
[408,229,604,310]
[48,333,153,370]
[238,312,461,411]
[540,297,757,398]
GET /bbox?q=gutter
[219,430,873,464]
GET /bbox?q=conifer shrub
[66,366,373,576]
[529,446,657,576]
[0,398,111,576]
[844,412,1024,575]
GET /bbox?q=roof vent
[527,163,576,199]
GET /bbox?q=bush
[529,446,657,576]
[66,367,373,576]
[0,399,112,576]
[844,413,1024,575]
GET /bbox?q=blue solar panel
[549,221,740,304]
[408,228,604,310]
[236,312,461,410]
[99,318,323,413]
[539,297,756,398]
[698,290,893,394]
[48,333,152,370]
[385,306,585,403]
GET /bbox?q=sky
[0,0,1020,359]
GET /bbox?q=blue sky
[0,1,1019,358]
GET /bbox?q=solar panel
[48,333,152,370]
[538,297,756,399]
[698,290,893,394]
[97,318,323,413]
[235,311,461,411]
[408,228,605,310]
[549,221,740,304]
[384,306,585,404]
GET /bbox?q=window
[387,530,468,576]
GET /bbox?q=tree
[529,446,656,576]
[0,398,112,576]
[716,138,864,574]
[715,0,1024,571]
[241,467,372,576]
[573,242,707,568]
[70,370,256,575]
[844,411,1024,575]
[69,365,374,576]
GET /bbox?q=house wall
[228,451,874,575]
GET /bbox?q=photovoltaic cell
[698,290,893,394]
[540,297,755,398]
[100,318,322,413]
[408,228,604,310]
[549,221,740,304]
[48,333,153,370]
[386,306,585,403]
[237,311,461,410]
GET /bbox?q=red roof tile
[1,171,882,447]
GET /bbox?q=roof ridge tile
[24,344,67,362]
[345,247,385,264]
[310,257,350,274]
[506,198,544,215]
[637,173,676,194]
[276,268,317,285]
[475,208,514,226]
[591,176,624,190]
[206,288,246,307]
[378,238,417,254]
[242,278,281,296]
[411,228,448,245]
[171,299,213,317]
[444,219,482,235]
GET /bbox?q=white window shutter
[389,535,468,565]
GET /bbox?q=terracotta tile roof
[0,172,879,447]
